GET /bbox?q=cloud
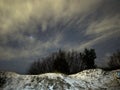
[0,31,63,60]
[0,0,102,34]
[0,0,119,61]
[0,0,103,60]
[85,15,120,35]
[73,14,120,51]
[76,30,120,51]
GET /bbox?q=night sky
[0,0,120,74]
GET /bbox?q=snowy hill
[0,69,120,90]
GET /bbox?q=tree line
[27,48,120,75]
[28,48,96,75]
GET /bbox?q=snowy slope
[0,69,120,90]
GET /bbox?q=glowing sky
[0,0,120,73]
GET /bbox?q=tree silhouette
[80,48,96,70]
[28,58,53,75]
[53,49,70,74]
[27,48,96,75]
[108,50,120,70]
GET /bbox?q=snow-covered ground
[0,69,120,90]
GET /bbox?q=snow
[48,84,55,90]
[0,69,120,90]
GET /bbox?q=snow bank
[0,69,120,90]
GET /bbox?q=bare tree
[27,48,96,75]
[108,50,120,70]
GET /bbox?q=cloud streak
[0,0,103,60]
[0,0,102,34]
[0,32,63,60]
[86,15,120,35]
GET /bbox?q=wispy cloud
[73,13,120,51]
[76,30,120,51]
[0,0,103,60]
[0,32,63,60]
[0,0,102,34]
[86,15,120,35]
[0,0,119,61]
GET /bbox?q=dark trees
[80,48,96,69]
[28,60,46,75]
[108,50,120,70]
[53,49,70,74]
[28,48,96,75]
[28,58,53,75]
